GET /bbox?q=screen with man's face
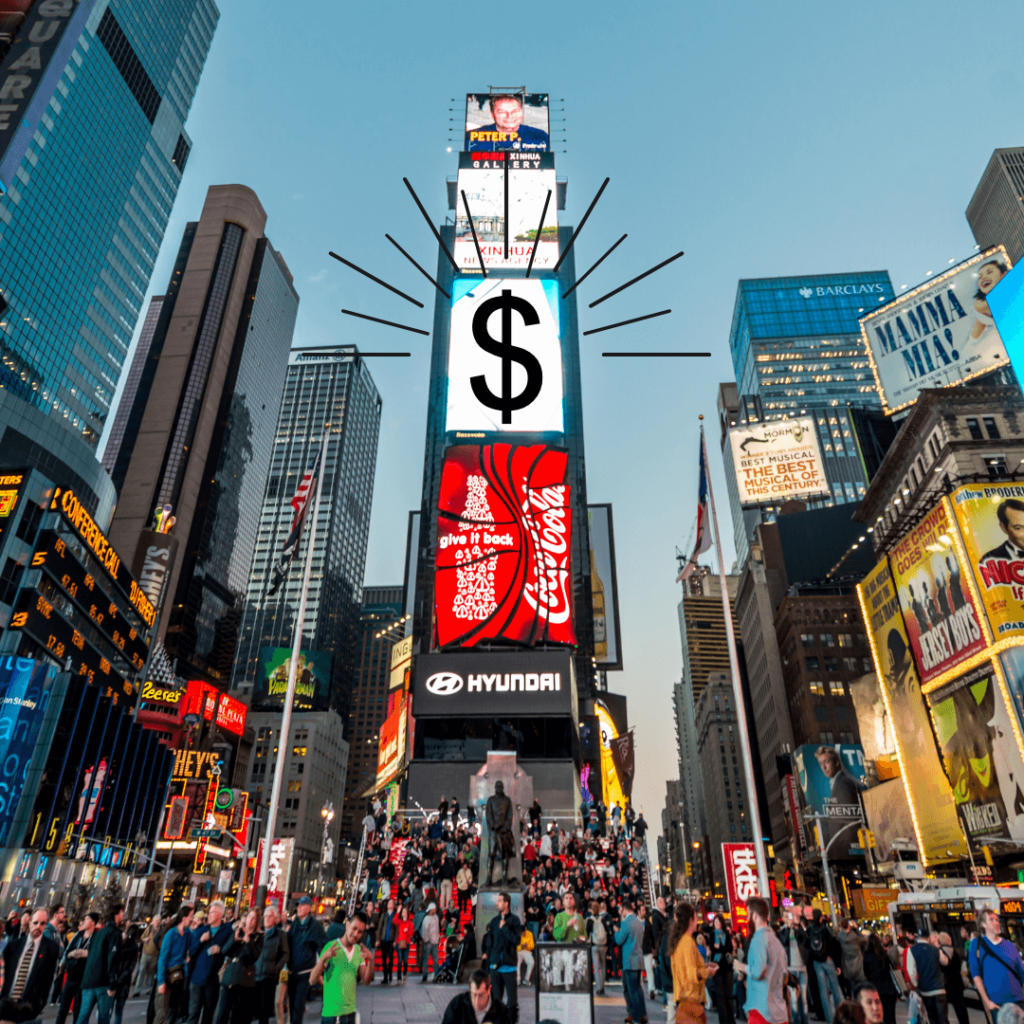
[465,92,550,152]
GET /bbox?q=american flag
[267,449,322,597]
[676,429,713,582]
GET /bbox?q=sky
[109,0,1024,847]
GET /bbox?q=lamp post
[318,801,335,902]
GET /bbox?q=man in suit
[815,746,862,806]
[982,499,1024,562]
[615,898,647,1024]
[0,907,61,1021]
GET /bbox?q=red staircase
[373,896,475,975]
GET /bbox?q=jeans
[254,979,277,1024]
[921,993,948,1024]
[421,942,439,977]
[644,954,657,996]
[57,981,82,1024]
[187,982,220,1024]
[379,941,394,984]
[457,888,471,914]
[788,971,809,1024]
[287,972,310,1024]
[439,879,453,912]
[623,968,647,1023]
[113,990,129,1024]
[77,987,113,1024]
[491,970,518,1019]
[517,951,534,984]
[711,970,735,1024]
[137,953,158,996]
[396,947,409,978]
[592,945,607,993]
[813,961,842,1024]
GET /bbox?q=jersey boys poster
[889,500,985,685]
[434,443,576,649]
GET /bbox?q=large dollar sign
[470,289,544,424]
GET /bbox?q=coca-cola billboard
[434,443,577,649]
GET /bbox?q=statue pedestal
[471,751,533,891]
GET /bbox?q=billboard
[721,843,759,933]
[889,500,986,685]
[446,278,563,435]
[254,647,331,712]
[464,92,550,152]
[728,418,829,507]
[861,248,1013,415]
[926,661,1024,850]
[793,743,865,856]
[0,469,27,546]
[376,695,407,790]
[951,482,1024,642]
[989,255,1024,387]
[183,680,247,737]
[453,166,559,271]
[595,698,626,811]
[434,443,576,649]
[130,530,180,622]
[389,635,412,692]
[588,504,623,670]
[412,650,575,718]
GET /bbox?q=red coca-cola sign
[434,443,577,648]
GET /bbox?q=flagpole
[257,424,330,904]
[700,418,771,898]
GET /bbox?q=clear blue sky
[120,0,1024,846]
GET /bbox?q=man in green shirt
[553,892,587,943]
[309,911,374,1024]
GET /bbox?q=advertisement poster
[860,778,916,862]
[728,417,830,507]
[375,696,407,791]
[254,648,331,712]
[794,744,865,855]
[434,443,575,648]
[595,699,626,812]
[389,635,412,692]
[927,661,1024,849]
[536,944,592,1024]
[465,92,550,152]
[0,469,27,548]
[951,482,1024,642]
[453,166,559,271]
[446,278,563,435]
[861,247,1013,414]
[588,504,623,669]
[857,559,963,864]
[889,500,986,685]
[722,842,758,933]
[0,656,56,846]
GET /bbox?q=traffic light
[867,830,877,849]
[857,828,867,849]
[983,846,995,867]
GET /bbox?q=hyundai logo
[425,671,463,696]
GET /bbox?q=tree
[99,875,125,919]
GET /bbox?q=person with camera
[213,909,264,1024]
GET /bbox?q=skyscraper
[967,147,1024,265]
[0,0,218,447]
[231,347,382,722]
[106,185,298,684]
[723,270,896,564]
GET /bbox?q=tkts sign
[434,443,576,648]
[722,842,759,934]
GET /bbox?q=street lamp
[317,801,335,902]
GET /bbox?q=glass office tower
[231,348,382,723]
[723,271,896,564]
[0,0,218,446]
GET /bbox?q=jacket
[395,918,415,946]
[483,912,522,970]
[0,934,60,1015]
[188,921,233,988]
[157,926,191,986]
[907,940,945,996]
[615,912,644,971]
[219,930,264,988]
[420,913,440,946]
[440,989,511,1024]
[672,932,712,1004]
[255,925,289,983]
[111,939,140,996]
[61,929,93,986]
[82,921,122,990]
[288,915,327,973]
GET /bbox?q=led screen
[434,442,576,649]
[453,166,559,271]
[464,92,549,152]
[446,278,563,434]
[988,257,1024,388]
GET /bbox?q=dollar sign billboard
[470,289,543,424]
[446,279,563,434]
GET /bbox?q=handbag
[167,965,185,985]
[676,997,707,1024]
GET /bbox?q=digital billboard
[588,505,622,670]
[453,166,559,271]
[860,248,1013,415]
[988,256,1024,387]
[889,500,986,685]
[464,92,550,152]
[926,661,1024,850]
[721,843,758,933]
[183,680,247,737]
[595,698,626,811]
[728,417,829,507]
[434,443,576,649]
[857,559,963,864]
[254,647,331,712]
[0,469,27,546]
[951,482,1024,643]
[376,695,407,791]
[446,278,563,435]
[389,635,412,692]
[794,743,866,856]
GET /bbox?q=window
[292,746,307,757]
[986,457,1010,479]
[830,681,845,696]
[15,501,43,543]
[825,657,840,672]
[809,681,825,696]
[843,657,858,672]
[805,656,820,671]
[862,657,872,672]
[820,634,834,646]
[984,417,1000,440]
[287,780,302,792]
[0,558,24,606]
[838,634,853,647]
[966,417,984,440]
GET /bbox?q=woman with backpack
[588,901,608,995]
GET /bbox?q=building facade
[966,147,1024,266]
[340,586,404,843]
[231,347,382,722]
[106,185,298,685]
[0,0,218,447]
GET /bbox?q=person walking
[154,906,194,1024]
[254,907,288,1024]
[936,932,968,1024]
[394,907,414,986]
[377,899,397,986]
[709,914,735,1024]
[287,896,327,1024]
[438,853,456,915]
[669,901,718,1024]
[806,910,843,1023]
[0,907,61,1024]
[838,921,866,991]
[309,911,373,1024]
[76,903,124,1024]
[110,925,140,1024]
[186,901,233,1024]
[213,909,263,1024]
[616,899,647,1024]
[778,911,809,1024]
[420,903,441,983]
[483,893,522,1023]
[650,897,668,1001]
[862,933,900,1024]
[970,908,1024,1017]
[455,860,473,917]
[737,897,787,1024]
[588,901,608,996]
[57,914,97,1024]
[905,926,947,1024]
[134,916,162,998]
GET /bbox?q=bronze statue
[485,780,516,885]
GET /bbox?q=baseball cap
[427,902,437,911]
[298,896,313,906]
